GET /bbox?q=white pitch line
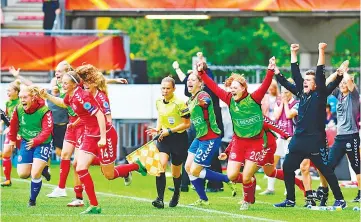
[3,214,249,218]
[6,178,285,222]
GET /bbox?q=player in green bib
[7,85,53,207]
[197,57,276,210]
[1,79,21,187]
[185,73,236,206]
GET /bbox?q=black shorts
[53,124,67,149]
[156,131,188,166]
[328,133,360,174]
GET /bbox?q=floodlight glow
[145,15,210,20]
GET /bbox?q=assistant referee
[146,76,191,209]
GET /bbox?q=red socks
[3,157,11,180]
[77,169,98,206]
[269,169,284,180]
[74,185,83,200]
[114,163,139,178]
[58,159,71,189]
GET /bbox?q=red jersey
[64,87,100,136]
[94,90,111,116]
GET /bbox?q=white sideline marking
[6,178,284,222]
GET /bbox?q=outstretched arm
[40,89,67,108]
[9,66,33,86]
[106,78,128,84]
[290,44,304,92]
[197,62,232,106]
[251,56,276,103]
[275,73,299,96]
[316,43,327,94]
[172,61,187,82]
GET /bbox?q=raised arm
[344,72,356,92]
[326,70,343,95]
[172,61,187,82]
[9,66,33,86]
[316,43,327,94]
[251,68,275,104]
[197,62,232,105]
[290,44,304,92]
[275,73,299,96]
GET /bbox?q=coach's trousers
[283,147,344,202]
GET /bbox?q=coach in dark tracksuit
[274,43,346,208]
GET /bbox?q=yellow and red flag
[126,141,164,177]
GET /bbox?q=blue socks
[189,175,208,201]
[200,169,229,183]
[30,178,42,202]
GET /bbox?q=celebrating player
[196,57,276,210]
[185,72,236,206]
[8,85,53,206]
[223,116,305,195]
[41,70,145,214]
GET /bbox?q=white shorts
[275,138,289,157]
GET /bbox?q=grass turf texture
[1,165,360,222]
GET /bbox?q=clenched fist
[290,44,299,52]
[318,43,327,50]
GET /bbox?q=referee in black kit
[274,43,346,208]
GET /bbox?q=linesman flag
[126,140,164,176]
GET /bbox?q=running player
[185,72,236,206]
[1,79,21,187]
[7,85,53,206]
[40,71,145,214]
[196,57,276,210]
[146,76,191,209]
[222,116,305,195]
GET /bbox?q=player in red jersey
[220,116,305,196]
[41,70,145,214]
[197,58,275,210]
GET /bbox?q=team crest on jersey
[18,155,22,162]
[83,102,92,110]
[103,101,109,108]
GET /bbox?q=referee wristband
[167,128,173,135]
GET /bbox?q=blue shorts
[17,139,52,164]
[188,137,221,167]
